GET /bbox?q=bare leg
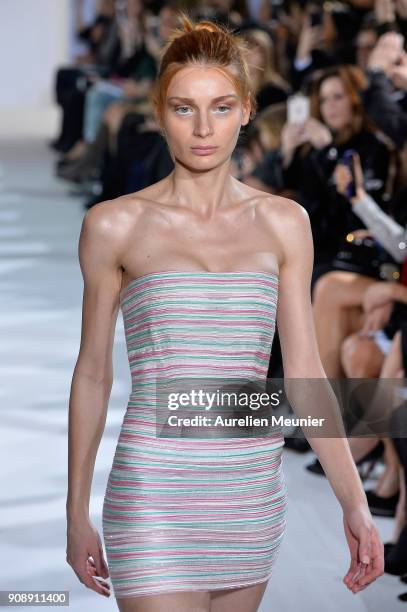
[342,331,402,515]
[117,591,211,612]
[375,438,401,497]
[372,331,403,495]
[312,271,376,378]
[210,581,268,612]
[339,332,384,460]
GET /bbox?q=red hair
[149,11,257,125]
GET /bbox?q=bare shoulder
[253,192,314,272]
[255,192,311,238]
[81,193,150,245]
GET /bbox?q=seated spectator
[363,31,407,147]
[309,147,407,536]
[56,2,178,192]
[247,64,399,290]
[81,0,157,147]
[51,0,118,153]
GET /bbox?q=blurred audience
[51,0,407,596]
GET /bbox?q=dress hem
[112,572,275,600]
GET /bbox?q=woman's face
[319,76,353,132]
[162,65,251,169]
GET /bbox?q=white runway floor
[0,138,405,611]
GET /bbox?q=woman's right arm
[66,203,125,598]
[334,154,407,263]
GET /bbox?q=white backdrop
[0,0,97,136]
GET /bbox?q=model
[66,12,384,612]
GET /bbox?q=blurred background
[2,0,407,609]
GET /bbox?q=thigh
[117,591,211,612]
[313,270,377,308]
[210,581,268,612]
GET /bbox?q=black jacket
[363,69,407,148]
[251,129,394,262]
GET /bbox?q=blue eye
[175,106,192,115]
[174,104,232,115]
[216,105,231,113]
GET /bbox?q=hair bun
[194,21,223,34]
[150,10,258,124]
[178,13,224,35]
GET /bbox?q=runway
[0,138,404,611]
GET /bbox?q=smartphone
[287,94,310,124]
[340,149,356,199]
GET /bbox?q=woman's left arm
[271,197,385,592]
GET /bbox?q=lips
[190,146,219,156]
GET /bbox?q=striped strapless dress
[102,271,288,598]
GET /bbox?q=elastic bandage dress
[102,271,288,598]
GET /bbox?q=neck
[334,120,361,146]
[166,159,240,221]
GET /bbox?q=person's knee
[313,271,344,307]
[340,334,382,377]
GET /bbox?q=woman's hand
[333,152,366,203]
[66,517,110,597]
[359,303,393,334]
[296,15,325,61]
[342,506,384,593]
[367,31,404,75]
[303,117,332,149]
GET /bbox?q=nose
[193,112,214,138]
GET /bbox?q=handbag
[331,235,401,280]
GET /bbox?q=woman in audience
[81,0,156,146]
[308,147,407,522]
[247,64,398,291]
[241,28,292,112]
[51,0,118,153]
[57,0,159,183]
[56,3,179,193]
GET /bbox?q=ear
[153,107,163,132]
[241,98,252,126]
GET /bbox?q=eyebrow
[167,94,239,103]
